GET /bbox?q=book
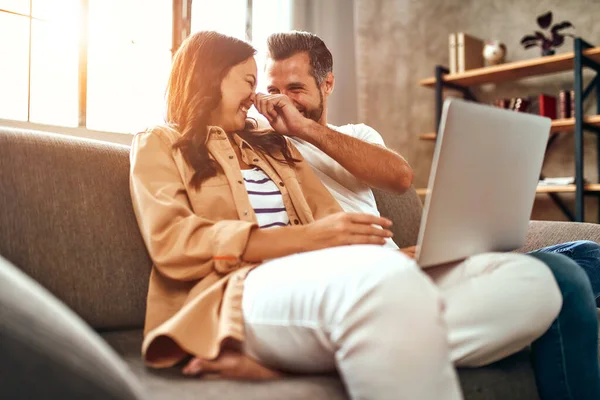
[559,90,570,119]
[538,177,575,186]
[570,89,576,118]
[494,98,509,109]
[456,33,484,73]
[449,33,457,74]
[514,97,530,113]
[539,94,557,119]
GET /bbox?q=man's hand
[254,93,310,137]
[400,246,417,259]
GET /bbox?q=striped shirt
[241,167,290,229]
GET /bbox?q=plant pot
[541,49,556,56]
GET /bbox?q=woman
[129,31,560,400]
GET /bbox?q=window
[191,0,292,92]
[0,0,291,134]
[0,0,172,133]
[29,0,80,127]
[86,0,172,133]
[0,0,33,121]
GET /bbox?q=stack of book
[448,33,484,74]
[491,90,577,119]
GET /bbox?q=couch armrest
[517,221,600,253]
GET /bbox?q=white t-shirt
[290,124,399,249]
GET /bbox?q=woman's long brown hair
[167,31,298,188]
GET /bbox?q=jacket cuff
[211,220,257,274]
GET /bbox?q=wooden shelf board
[418,115,600,141]
[419,47,600,88]
[416,184,600,196]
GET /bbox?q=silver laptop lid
[416,98,551,268]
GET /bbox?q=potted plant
[520,11,575,56]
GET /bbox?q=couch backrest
[372,187,423,248]
[0,127,152,331]
[0,127,424,331]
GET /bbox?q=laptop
[415,98,551,268]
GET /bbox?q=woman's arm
[243,215,393,262]
[242,225,307,262]
[130,129,258,280]
[242,140,393,262]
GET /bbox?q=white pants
[241,245,562,400]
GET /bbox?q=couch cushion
[0,255,146,400]
[0,127,151,330]
[519,220,600,253]
[102,330,348,400]
[372,187,423,248]
[102,329,556,400]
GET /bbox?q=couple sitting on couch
[129,30,600,399]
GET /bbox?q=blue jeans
[528,241,600,400]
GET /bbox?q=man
[256,31,600,399]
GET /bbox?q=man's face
[265,52,324,123]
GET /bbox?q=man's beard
[301,90,324,123]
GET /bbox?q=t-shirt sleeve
[351,124,387,147]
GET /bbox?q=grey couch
[1,126,599,400]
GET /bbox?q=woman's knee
[343,251,444,323]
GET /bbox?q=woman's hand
[243,213,393,263]
[302,212,393,251]
[182,350,282,380]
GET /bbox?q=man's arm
[300,120,414,194]
[254,93,414,194]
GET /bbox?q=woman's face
[210,56,257,132]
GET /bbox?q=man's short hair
[266,31,333,86]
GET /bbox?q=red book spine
[539,94,557,119]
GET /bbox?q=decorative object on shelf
[483,41,507,66]
[520,11,575,56]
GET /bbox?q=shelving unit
[419,115,600,140]
[416,184,600,197]
[417,37,600,222]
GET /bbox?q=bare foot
[182,350,282,380]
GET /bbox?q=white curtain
[291,0,359,125]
